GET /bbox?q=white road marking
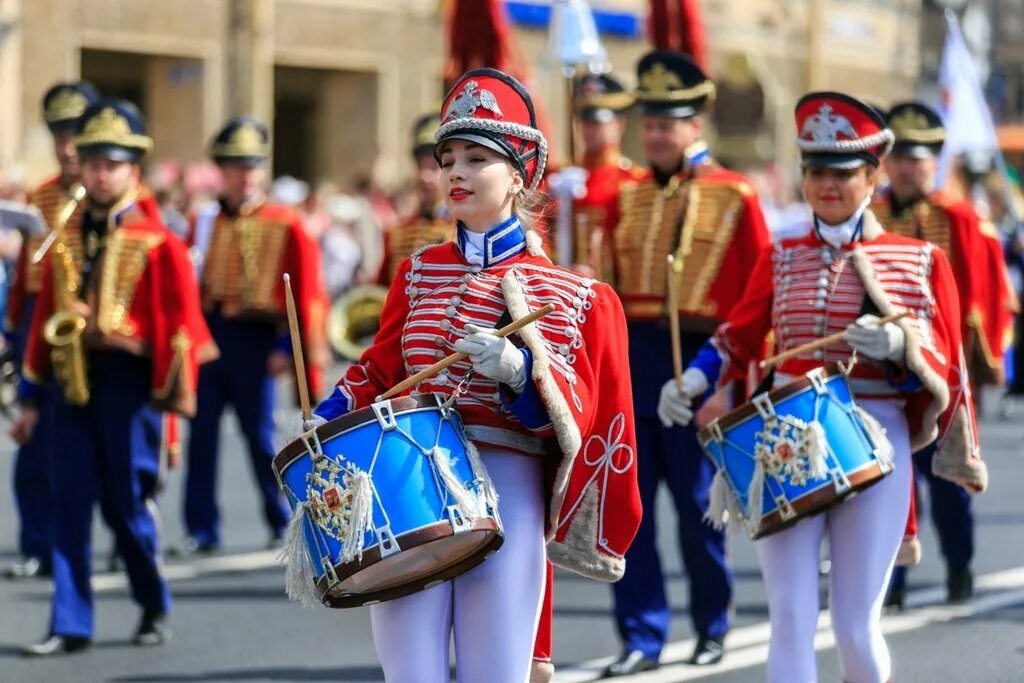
[552,566,1024,682]
[92,549,280,592]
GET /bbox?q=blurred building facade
[0,0,923,188]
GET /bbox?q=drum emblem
[753,416,830,487]
[306,458,372,542]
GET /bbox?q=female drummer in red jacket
[658,92,987,683]
[302,68,641,682]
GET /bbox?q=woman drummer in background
[658,92,987,683]
[301,68,641,683]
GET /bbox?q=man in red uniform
[12,98,217,655]
[377,113,453,286]
[603,51,771,675]
[875,101,1015,607]
[3,81,98,580]
[176,116,328,555]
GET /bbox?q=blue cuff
[314,386,350,421]
[690,340,724,389]
[886,363,924,392]
[18,376,40,404]
[274,333,293,355]
[501,348,551,431]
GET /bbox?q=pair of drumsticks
[282,274,553,420]
[664,256,909,382]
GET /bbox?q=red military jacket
[711,211,986,492]
[873,189,1016,385]
[24,194,217,417]
[611,159,771,326]
[376,211,453,286]
[4,175,85,335]
[571,150,646,277]
[190,200,328,399]
[328,228,642,582]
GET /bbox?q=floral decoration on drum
[753,416,830,488]
[306,458,374,560]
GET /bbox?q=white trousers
[756,400,912,683]
[370,447,547,683]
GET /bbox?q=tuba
[42,184,90,405]
[327,285,387,361]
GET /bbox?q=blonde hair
[512,186,551,236]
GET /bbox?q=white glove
[656,368,709,428]
[454,324,528,393]
[843,314,906,363]
[287,413,327,442]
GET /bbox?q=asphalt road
[0,383,1021,683]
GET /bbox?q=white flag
[936,9,999,186]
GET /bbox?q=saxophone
[42,184,90,405]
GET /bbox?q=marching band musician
[566,72,643,277]
[874,101,1016,608]
[3,81,99,580]
[302,67,641,682]
[11,99,217,655]
[176,116,329,556]
[376,113,453,285]
[603,51,771,675]
[660,91,988,683]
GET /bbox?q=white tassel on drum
[340,471,375,564]
[805,420,831,480]
[279,505,319,609]
[431,446,483,521]
[854,406,896,470]
[705,468,741,531]
[746,458,766,533]
[465,440,499,512]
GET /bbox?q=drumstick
[759,312,910,369]
[283,273,312,422]
[377,303,556,401]
[667,254,684,390]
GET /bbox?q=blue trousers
[50,351,170,638]
[184,311,289,545]
[612,323,732,658]
[13,383,55,562]
[889,442,974,592]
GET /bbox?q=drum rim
[697,363,849,446]
[273,393,455,473]
[316,516,504,608]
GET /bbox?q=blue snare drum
[273,393,503,608]
[698,365,894,539]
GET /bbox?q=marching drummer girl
[299,68,641,683]
[658,92,987,683]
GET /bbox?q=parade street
[1,385,1022,683]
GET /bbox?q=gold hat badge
[45,89,89,124]
[74,107,153,151]
[636,63,716,103]
[212,123,268,158]
[889,108,945,144]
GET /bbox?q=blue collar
[456,215,528,267]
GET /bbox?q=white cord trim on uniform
[796,128,895,155]
[435,118,549,190]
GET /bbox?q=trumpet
[42,184,90,406]
[327,285,387,361]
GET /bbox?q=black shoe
[4,556,51,580]
[167,537,219,558]
[602,650,659,677]
[22,634,91,657]
[133,610,171,647]
[947,565,974,603]
[690,636,725,666]
[883,584,905,612]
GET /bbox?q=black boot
[167,536,219,558]
[690,636,725,665]
[134,610,171,646]
[602,650,659,677]
[22,634,91,657]
[947,565,974,603]
[883,583,905,611]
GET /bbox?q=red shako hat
[435,68,548,190]
[795,91,894,168]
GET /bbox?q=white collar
[814,196,872,249]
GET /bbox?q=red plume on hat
[794,91,894,168]
[435,68,549,190]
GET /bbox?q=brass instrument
[42,184,90,405]
[327,285,387,361]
